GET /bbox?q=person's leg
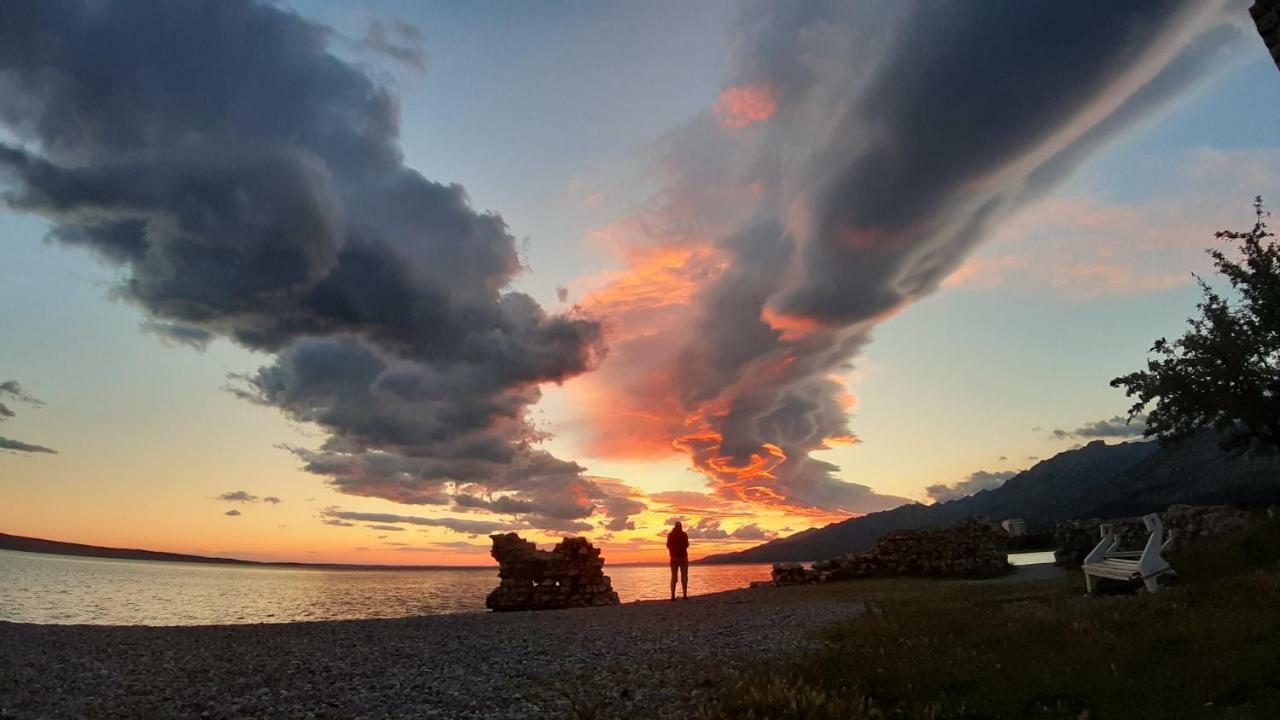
[669,560,677,600]
[680,558,689,599]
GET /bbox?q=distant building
[1001,518,1027,537]
[1254,0,1280,72]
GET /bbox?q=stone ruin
[769,518,1010,586]
[484,533,620,611]
[1053,504,1258,567]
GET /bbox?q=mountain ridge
[699,433,1280,564]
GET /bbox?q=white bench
[1081,513,1174,594]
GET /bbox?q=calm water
[0,550,772,625]
[0,549,1054,625]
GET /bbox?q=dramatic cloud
[1053,415,1148,440]
[715,85,776,128]
[569,0,1241,516]
[0,437,57,454]
[0,0,612,533]
[925,470,1019,503]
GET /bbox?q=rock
[766,518,1010,586]
[1053,504,1258,567]
[484,534,620,611]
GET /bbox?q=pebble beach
[0,586,862,720]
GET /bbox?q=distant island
[0,533,487,571]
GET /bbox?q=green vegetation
[1112,198,1280,452]
[694,517,1280,719]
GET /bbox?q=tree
[1111,197,1280,453]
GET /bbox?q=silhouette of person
[667,521,690,600]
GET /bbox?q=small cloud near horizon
[218,491,284,504]
[224,509,242,517]
[1052,414,1146,441]
[0,381,56,454]
[0,436,57,454]
[926,470,1019,503]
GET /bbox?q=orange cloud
[715,84,777,128]
[565,243,726,460]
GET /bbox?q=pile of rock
[770,562,819,586]
[769,518,1010,586]
[1053,504,1258,567]
[865,518,1011,577]
[484,533,620,611]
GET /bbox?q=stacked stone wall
[1053,504,1258,567]
[485,534,620,611]
[771,518,1010,586]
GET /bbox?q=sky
[1,0,1278,565]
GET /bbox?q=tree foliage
[1111,197,1280,452]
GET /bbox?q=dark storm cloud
[640,0,1239,514]
[771,1,1238,323]
[0,437,57,454]
[925,470,1019,503]
[1053,415,1148,440]
[0,0,609,532]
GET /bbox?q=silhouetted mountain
[0,533,479,570]
[700,434,1280,564]
[0,533,262,565]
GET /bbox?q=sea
[0,548,1056,626]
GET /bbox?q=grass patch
[695,518,1280,719]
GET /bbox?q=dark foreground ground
[696,518,1280,719]
[0,584,863,720]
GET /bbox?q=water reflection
[2,549,1055,625]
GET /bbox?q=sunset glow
[715,84,778,128]
[1,0,1274,570]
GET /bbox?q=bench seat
[1080,514,1172,594]
[1083,558,1142,580]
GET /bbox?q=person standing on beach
[667,521,690,600]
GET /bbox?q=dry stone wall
[1053,504,1258,567]
[771,518,1010,586]
[485,533,620,611]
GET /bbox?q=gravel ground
[0,586,862,720]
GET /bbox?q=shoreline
[0,584,863,720]
[0,543,746,573]
[0,582,800,630]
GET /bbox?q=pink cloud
[942,148,1280,299]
